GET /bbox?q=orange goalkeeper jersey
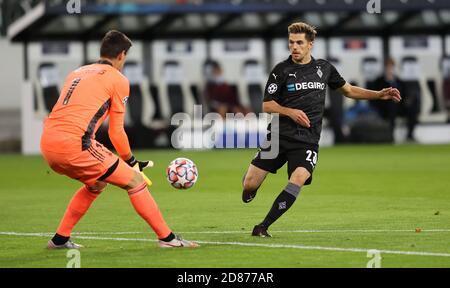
[42,62,131,160]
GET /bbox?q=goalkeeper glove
[125,155,154,186]
[125,155,154,171]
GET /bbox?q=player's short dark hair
[288,22,317,42]
[100,30,132,59]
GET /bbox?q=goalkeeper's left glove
[125,155,154,186]
[125,155,154,171]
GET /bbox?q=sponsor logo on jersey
[122,96,129,104]
[287,82,325,92]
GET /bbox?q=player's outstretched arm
[108,111,153,185]
[263,100,310,128]
[338,82,402,103]
[109,110,133,160]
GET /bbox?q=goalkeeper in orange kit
[40,30,198,249]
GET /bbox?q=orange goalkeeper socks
[128,182,172,239]
[55,183,171,240]
[56,186,100,237]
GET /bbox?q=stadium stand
[1,0,450,153]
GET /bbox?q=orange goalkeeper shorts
[41,135,127,187]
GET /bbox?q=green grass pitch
[0,144,450,268]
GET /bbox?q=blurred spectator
[203,60,250,118]
[368,58,419,142]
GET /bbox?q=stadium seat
[122,61,170,148]
[189,84,203,106]
[442,56,450,110]
[34,62,60,118]
[361,56,383,87]
[347,61,393,144]
[400,56,446,123]
[149,84,165,121]
[158,60,197,119]
[426,79,440,113]
[240,59,265,114]
[324,58,346,142]
[122,61,154,128]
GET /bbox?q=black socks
[260,182,301,228]
[160,232,175,242]
[52,233,70,245]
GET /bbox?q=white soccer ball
[166,158,198,189]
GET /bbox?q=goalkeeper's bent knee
[86,182,107,194]
[100,158,137,189]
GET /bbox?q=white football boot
[158,234,199,248]
[47,239,84,249]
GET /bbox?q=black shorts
[251,137,319,185]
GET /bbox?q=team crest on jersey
[267,83,278,94]
[317,66,323,78]
[122,96,129,104]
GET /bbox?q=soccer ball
[166,158,198,189]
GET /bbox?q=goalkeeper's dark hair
[100,30,132,59]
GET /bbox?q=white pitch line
[0,232,54,236]
[68,229,450,235]
[2,229,450,236]
[177,229,450,234]
[193,241,450,258]
[1,231,450,258]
